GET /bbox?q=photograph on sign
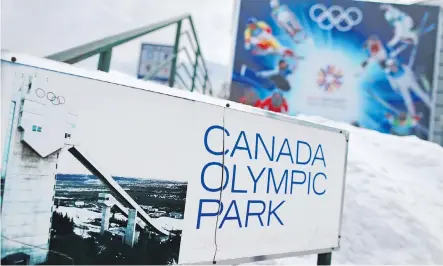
[229,0,440,141]
[137,43,174,82]
[1,54,348,265]
[0,59,224,265]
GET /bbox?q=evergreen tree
[50,211,74,237]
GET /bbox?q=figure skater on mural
[244,17,301,59]
[269,0,308,43]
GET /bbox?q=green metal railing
[46,14,212,95]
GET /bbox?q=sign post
[317,252,332,265]
[169,20,182,88]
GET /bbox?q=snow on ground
[245,115,443,265]
[151,216,184,231]
[55,206,101,238]
[55,206,183,237]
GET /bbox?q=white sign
[137,43,173,82]
[180,108,348,264]
[1,52,349,265]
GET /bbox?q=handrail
[45,13,212,95]
[196,63,207,82]
[196,73,205,88]
[180,46,207,88]
[181,47,195,67]
[46,14,190,64]
[175,72,189,90]
[180,31,197,54]
[177,63,193,84]
[188,17,212,90]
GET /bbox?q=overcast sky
[1,0,236,93]
[2,0,427,62]
[1,0,235,63]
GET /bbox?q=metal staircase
[45,14,213,95]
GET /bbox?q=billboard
[137,43,173,83]
[1,53,348,265]
[229,0,441,140]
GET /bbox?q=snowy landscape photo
[48,173,187,265]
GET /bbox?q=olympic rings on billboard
[309,4,363,32]
[34,88,65,105]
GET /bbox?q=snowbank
[246,115,443,265]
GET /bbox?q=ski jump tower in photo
[1,74,78,264]
[1,13,213,265]
[0,72,170,265]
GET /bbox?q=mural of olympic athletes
[229,0,440,140]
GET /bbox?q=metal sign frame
[1,51,349,265]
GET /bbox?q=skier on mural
[385,112,421,136]
[381,5,436,69]
[384,58,432,116]
[244,17,298,58]
[362,35,388,68]
[240,58,296,92]
[355,35,408,76]
[256,58,296,91]
[270,0,307,43]
[363,87,424,136]
[380,4,418,48]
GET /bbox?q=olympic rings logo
[35,88,66,105]
[309,4,363,32]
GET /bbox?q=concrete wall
[1,91,58,265]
